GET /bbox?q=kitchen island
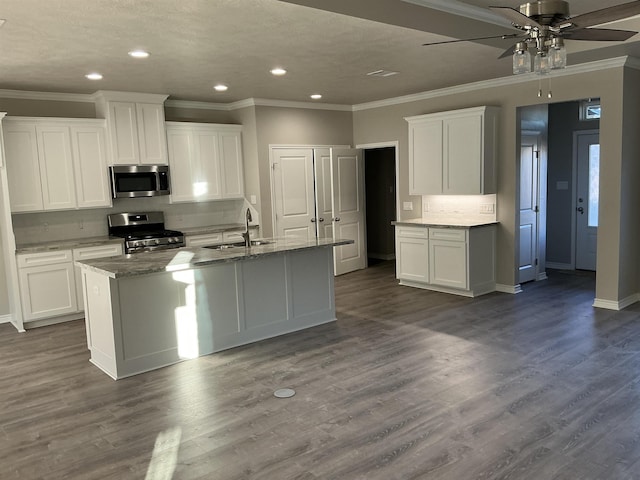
[76,237,351,379]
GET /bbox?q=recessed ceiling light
[214,84,228,92]
[85,72,103,80]
[270,67,287,76]
[128,49,150,58]
[310,94,322,100]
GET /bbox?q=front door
[331,148,366,275]
[272,148,316,240]
[575,131,599,271]
[519,134,539,283]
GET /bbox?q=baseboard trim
[546,262,573,270]
[536,271,548,281]
[593,294,640,311]
[368,253,396,261]
[496,283,523,294]
[0,314,12,324]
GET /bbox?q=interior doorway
[518,99,600,287]
[364,147,396,266]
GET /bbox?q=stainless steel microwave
[109,165,170,198]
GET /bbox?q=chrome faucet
[242,208,252,247]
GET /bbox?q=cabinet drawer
[223,231,244,242]
[73,243,123,260]
[396,226,429,239]
[17,249,73,268]
[429,228,467,242]
[186,233,224,247]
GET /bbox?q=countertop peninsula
[393,215,498,228]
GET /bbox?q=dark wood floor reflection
[2,263,640,479]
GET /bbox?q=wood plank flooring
[2,263,640,479]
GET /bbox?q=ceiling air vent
[366,69,399,77]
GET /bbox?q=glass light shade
[550,45,567,70]
[512,45,531,75]
[534,52,550,75]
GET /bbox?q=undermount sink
[204,239,273,250]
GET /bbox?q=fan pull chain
[537,77,553,99]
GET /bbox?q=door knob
[333,217,341,222]
[310,218,317,223]
[318,218,325,222]
[577,206,584,214]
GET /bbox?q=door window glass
[588,143,600,227]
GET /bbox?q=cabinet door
[36,125,77,210]
[108,102,140,165]
[3,123,44,212]
[166,129,197,203]
[19,262,78,321]
[194,129,222,200]
[71,126,111,208]
[443,114,482,194]
[409,120,442,194]
[219,130,244,198]
[136,103,168,165]
[429,239,468,289]
[396,229,429,283]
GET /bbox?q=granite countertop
[392,216,498,228]
[76,237,352,279]
[16,236,124,254]
[179,224,259,236]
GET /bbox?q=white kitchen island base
[81,244,337,379]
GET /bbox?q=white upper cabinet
[406,106,499,195]
[3,118,111,213]
[94,91,169,166]
[166,122,243,203]
[3,122,44,212]
[219,129,244,198]
[70,126,111,208]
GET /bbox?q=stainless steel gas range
[108,211,184,254]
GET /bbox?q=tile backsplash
[422,194,497,219]
[11,197,251,245]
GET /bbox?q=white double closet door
[271,147,366,275]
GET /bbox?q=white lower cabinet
[17,250,78,322]
[395,224,496,297]
[17,243,123,325]
[73,244,123,312]
[395,226,429,283]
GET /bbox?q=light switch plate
[480,204,495,214]
[250,195,257,205]
[402,201,413,211]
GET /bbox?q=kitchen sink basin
[204,239,273,250]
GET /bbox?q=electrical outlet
[250,195,257,205]
[480,204,495,214]
[423,202,430,212]
[402,201,413,211]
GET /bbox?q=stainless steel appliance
[109,165,170,198]
[108,212,184,254]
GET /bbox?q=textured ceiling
[0,0,638,105]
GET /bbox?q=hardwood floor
[2,262,640,479]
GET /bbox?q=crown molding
[353,56,630,112]
[0,89,94,103]
[166,97,352,112]
[0,56,634,113]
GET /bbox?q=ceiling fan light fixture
[512,42,532,75]
[534,51,551,75]
[549,37,567,70]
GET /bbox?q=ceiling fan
[421,0,640,74]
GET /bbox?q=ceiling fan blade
[556,1,640,29]
[562,27,638,41]
[498,44,518,59]
[489,6,542,29]
[422,33,520,46]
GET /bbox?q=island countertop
[76,237,352,279]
